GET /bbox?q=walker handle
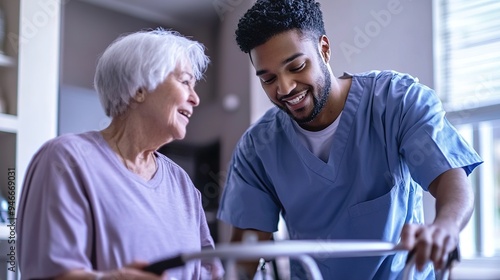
[143,255,185,275]
[403,246,460,280]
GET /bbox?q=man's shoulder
[237,107,287,148]
[351,70,419,84]
[350,70,426,100]
[247,107,283,133]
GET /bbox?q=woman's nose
[190,90,200,107]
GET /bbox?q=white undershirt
[292,112,343,162]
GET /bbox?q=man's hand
[399,222,459,271]
[230,228,273,279]
[399,167,473,271]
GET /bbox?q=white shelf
[0,53,14,67]
[0,113,18,133]
[0,224,9,239]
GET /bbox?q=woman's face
[140,61,200,142]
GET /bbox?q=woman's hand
[55,261,163,280]
[99,261,163,280]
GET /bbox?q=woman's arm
[54,261,161,280]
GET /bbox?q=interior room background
[0,0,498,279]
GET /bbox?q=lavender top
[17,131,221,279]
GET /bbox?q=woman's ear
[134,88,145,103]
[318,35,331,64]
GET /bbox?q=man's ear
[318,35,331,64]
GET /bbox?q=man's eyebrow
[255,52,305,76]
[283,53,305,65]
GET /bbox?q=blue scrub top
[218,70,483,279]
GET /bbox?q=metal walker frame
[144,240,459,280]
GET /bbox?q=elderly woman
[17,29,222,280]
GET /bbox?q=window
[433,0,500,258]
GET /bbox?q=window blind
[436,0,500,110]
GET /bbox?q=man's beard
[276,60,332,124]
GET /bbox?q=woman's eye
[182,80,194,87]
[291,63,306,72]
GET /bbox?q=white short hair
[94,29,210,117]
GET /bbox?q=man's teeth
[286,92,306,105]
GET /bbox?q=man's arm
[399,167,474,270]
[230,227,274,278]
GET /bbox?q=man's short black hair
[235,0,326,53]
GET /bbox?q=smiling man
[217,0,483,279]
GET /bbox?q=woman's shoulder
[37,131,103,159]
[155,153,201,194]
[155,152,190,178]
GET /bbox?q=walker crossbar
[143,240,459,280]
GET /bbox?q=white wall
[320,0,434,86]
[16,0,61,189]
[58,85,109,135]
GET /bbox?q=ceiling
[80,0,217,25]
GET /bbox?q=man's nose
[277,76,296,96]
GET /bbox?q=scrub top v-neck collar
[279,73,364,183]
